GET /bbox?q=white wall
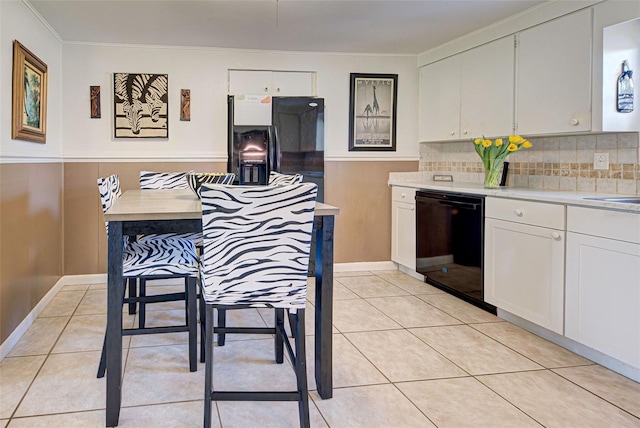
[61,44,419,161]
[0,0,62,161]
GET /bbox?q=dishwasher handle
[416,194,482,210]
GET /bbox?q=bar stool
[200,182,317,428]
[96,174,198,378]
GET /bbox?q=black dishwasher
[415,190,496,313]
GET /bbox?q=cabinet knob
[514,208,523,216]
[264,87,269,92]
[450,130,455,136]
[569,118,579,126]
[411,206,415,211]
[551,232,561,240]
[276,87,281,92]
[401,193,406,198]
[462,130,468,135]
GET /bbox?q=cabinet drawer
[486,197,565,229]
[392,186,416,204]
[567,206,640,244]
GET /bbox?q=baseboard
[498,309,640,383]
[0,276,66,361]
[63,273,107,285]
[334,261,397,272]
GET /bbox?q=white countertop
[388,171,640,213]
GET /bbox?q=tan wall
[64,162,224,275]
[0,163,64,343]
[325,161,418,263]
[63,160,419,274]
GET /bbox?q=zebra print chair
[214,170,303,349]
[139,170,193,189]
[200,182,317,428]
[96,174,199,378]
[268,171,304,185]
[135,170,205,327]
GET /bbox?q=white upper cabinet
[229,70,316,96]
[515,9,592,135]
[419,36,514,142]
[460,36,515,139]
[419,55,461,141]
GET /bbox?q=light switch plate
[433,174,453,182]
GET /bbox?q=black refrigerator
[227,96,325,202]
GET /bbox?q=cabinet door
[516,9,592,134]
[271,71,315,96]
[485,218,565,333]
[229,70,272,95]
[419,55,461,141]
[565,232,640,368]
[392,200,416,270]
[460,37,515,139]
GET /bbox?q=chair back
[97,174,121,235]
[200,183,317,308]
[268,171,303,186]
[139,170,193,190]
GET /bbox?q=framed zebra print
[114,73,168,138]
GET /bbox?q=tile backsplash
[419,133,640,195]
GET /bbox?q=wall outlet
[593,152,609,170]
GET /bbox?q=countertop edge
[388,179,640,213]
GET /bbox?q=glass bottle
[617,60,634,113]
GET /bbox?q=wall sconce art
[180,89,191,121]
[90,86,101,118]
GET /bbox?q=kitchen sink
[583,196,640,204]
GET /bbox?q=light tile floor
[1,270,639,427]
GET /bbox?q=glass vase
[483,160,504,189]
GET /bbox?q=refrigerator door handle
[271,125,280,172]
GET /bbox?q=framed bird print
[348,73,397,151]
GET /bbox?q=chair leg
[187,277,197,372]
[217,309,226,346]
[97,333,107,378]
[294,309,310,428]
[204,303,214,428]
[128,278,137,315]
[199,291,206,363]
[139,279,146,328]
[275,308,285,364]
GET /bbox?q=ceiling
[28,0,547,55]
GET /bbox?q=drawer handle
[551,232,561,240]
[514,208,523,216]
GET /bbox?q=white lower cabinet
[391,186,416,270]
[565,206,640,369]
[484,198,565,334]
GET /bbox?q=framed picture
[90,86,101,118]
[12,40,48,143]
[348,73,397,151]
[180,89,190,121]
[114,73,168,138]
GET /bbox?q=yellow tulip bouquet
[473,135,532,188]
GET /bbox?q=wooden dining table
[103,189,340,427]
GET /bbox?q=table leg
[314,215,334,399]
[106,221,124,427]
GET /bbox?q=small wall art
[12,40,48,143]
[113,73,168,138]
[180,89,191,121]
[90,85,101,118]
[348,73,397,152]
